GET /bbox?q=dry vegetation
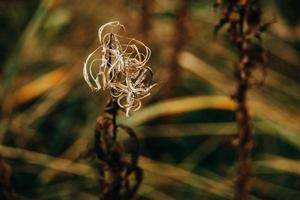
[0,0,300,200]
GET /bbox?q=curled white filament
[83,21,156,116]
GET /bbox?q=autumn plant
[214,1,273,200]
[83,21,155,200]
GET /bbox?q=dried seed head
[83,21,156,116]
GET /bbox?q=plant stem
[213,1,269,199]
[234,62,252,200]
[234,4,253,199]
[166,0,189,97]
[107,33,118,141]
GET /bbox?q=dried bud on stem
[83,21,148,200]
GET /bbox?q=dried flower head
[83,21,156,116]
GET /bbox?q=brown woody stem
[234,61,252,200]
[107,33,119,141]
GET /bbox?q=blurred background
[0,0,300,199]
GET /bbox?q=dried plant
[82,21,153,200]
[214,1,274,200]
[83,21,156,116]
[91,116,143,200]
